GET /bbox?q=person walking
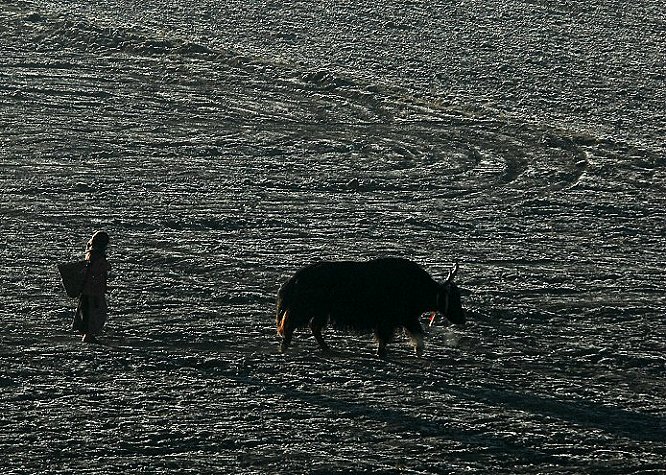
[77,231,111,343]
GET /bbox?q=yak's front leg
[374,326,393,359]
[404,320,425,357]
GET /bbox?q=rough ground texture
[1,0,664,473]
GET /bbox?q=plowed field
[1,1,664,473]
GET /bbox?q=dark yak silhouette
[276,257,466,357]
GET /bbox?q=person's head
[87,231,110,253]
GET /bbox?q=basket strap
[78,258,93,297]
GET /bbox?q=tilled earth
[1,1,665,473]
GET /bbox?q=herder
[76,231,111,343]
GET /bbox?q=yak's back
[356,258,437,303]
[290,257,433,290]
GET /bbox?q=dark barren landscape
[1,0,665,473]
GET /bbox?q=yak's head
[436,263,466,324]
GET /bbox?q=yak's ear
[458,287,472,297]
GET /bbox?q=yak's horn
[446,263,459,282]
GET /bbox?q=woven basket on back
[58,260,87,298]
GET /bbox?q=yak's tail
[276,310,289,336]
[276,278,294,336]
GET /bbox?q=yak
[276,257,466,357]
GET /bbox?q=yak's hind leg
[404,320,425,357]
[310,315,331,353]
[279,328,294,353]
